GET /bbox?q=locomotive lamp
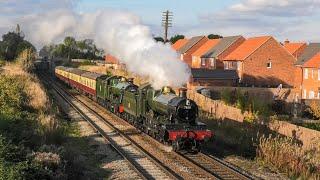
[163,86,171,94]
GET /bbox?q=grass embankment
[0,63,108,179]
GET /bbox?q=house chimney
[179,88,187,98]
[284,39,290,44]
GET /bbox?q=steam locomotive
[55,66,212,152]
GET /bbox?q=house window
[267,61,272,69]
[303,89,307,99]
[311,69,314,79]
[309,91,315,99]
[304,68,308,79]
[224,62,228,70]
[210,58,215,68]
[201,58,206,66]
[318,91,320,99]
[318,69,320,80]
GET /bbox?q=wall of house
[191,57,215,69]
[182,38,208,67]
[242,38,297,88]
[301,67,320,99]
[216,37,246,69]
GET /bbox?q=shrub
[235,89,249,112]
[257,135,320,179]
[305,101,320,120]
[220,88,233,105]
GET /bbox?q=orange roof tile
[172,39,188,51]
[223,36,272,61]
[284,42,306,55]
[303,53,320,68]
[191,39,221,57]
[105,54,120,64]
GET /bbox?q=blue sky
[76,0,235,26]
[1,0,320,43]
[74,0,320,41]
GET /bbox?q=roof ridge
[216,36,243,57]
[240,36,272,60]
[178,36,206,53]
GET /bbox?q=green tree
[207,34,223,39]
[0,31,35,61]
[154,36,164,42]
[170,34,185,44]
[64,36,76,60]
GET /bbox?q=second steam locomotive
[55,66,212,152]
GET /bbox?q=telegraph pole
[162,10,173,43]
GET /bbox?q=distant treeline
[40,37,104,60]
[154,34,223,44]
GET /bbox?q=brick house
[177,36,209,67]
[191,39,220,69]
[105,54,120,64]
[172,39,188,51]
[222,36,297,87]
[295,43,320,99]
[283,41,307,59]
[105,54,126,70]
[300,53,320,99]
[201,36,245,69]
[188,68,239,88]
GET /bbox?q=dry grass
[257,135,320,179]
[2,63,49,111]
[2,63,62,143]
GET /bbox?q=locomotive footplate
[161,123,213,151]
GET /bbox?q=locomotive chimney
[179,88,187,98]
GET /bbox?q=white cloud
[184,0,320,42]
[230,0,320,16]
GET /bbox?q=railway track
[41,74,255,180]
[76,93,254,180]
[181,153,253,180]
[40,74,180,180]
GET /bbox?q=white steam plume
[18,9,190,89]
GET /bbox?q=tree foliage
[0,31,35,61]
[40,37,104,60]
[170,34,185,44]
[154,36,164,42]
[207,34,223,39]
